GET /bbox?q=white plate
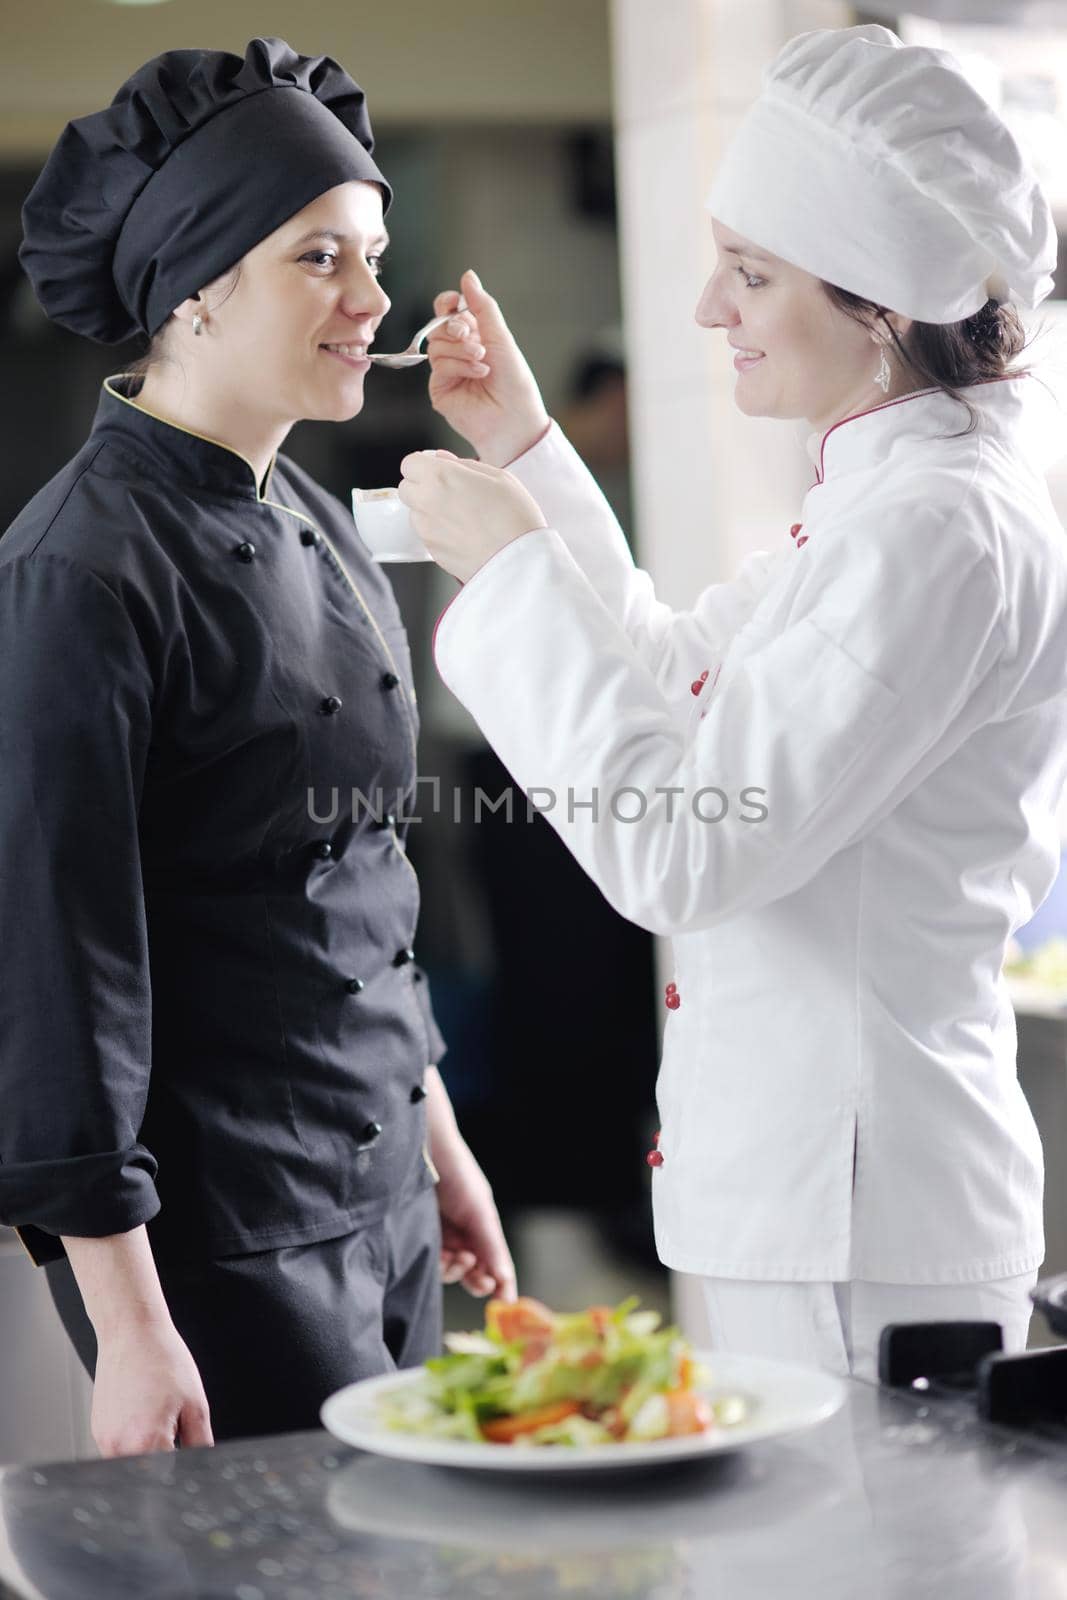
[320,1350,846,1473]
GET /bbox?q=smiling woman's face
[199,179,392,425]
[696,220,906,433]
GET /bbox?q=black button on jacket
[0,378,445,1266]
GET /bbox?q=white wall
[609,0,854,1338]
[0,1233,93,1466]
[417,124,626,743]
[610,0,851,606]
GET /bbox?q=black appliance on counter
[879,1271,1067,1431]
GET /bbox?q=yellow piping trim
[311,526,420,778]
[102,376,421,816]
[11,1227,43,1267]
[104,376,278,498]
[385,818,419,890]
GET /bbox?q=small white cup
[351,487,432,563]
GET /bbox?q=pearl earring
[874,343,891,395]
[192,313,204,336]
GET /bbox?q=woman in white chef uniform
[401,25,1067,1380]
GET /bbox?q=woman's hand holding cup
[426,268,551,467]
[398,450,547,585]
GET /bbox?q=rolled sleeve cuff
[0,1145,160,1266]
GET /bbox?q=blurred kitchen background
[3,0,1067,1466]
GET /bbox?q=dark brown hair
[124,262,243,383]
[820,281,1036,437]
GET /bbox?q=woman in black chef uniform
[0,37,515,1456]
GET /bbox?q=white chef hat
[706,24,1058,325]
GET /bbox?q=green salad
[378,1295,748,1447]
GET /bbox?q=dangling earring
[192,313,204,336]
[874,343,891,395]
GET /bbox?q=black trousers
[44,1182,443,1442]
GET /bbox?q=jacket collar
[92,375,278,501]
[804,373,1067,488]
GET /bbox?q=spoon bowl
[369,295,469,369]
[369,351,432,370]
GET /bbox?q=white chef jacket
[434,374,1067,1282]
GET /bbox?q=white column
[609,0,850,1338]
[0,1234,94,1464]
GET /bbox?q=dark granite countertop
[2,1378,1067,1599]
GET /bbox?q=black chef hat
[19,36,392,346]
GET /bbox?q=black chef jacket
[0,377,445,1267]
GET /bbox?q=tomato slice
[519,1334,553,1368]
[486,1296,557,1344]
[664,1388,714,1436]
[589,1305,613,1337]
[481,1401,581,1443]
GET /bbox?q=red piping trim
[811,373,1028,487]
[430,587,461,661]
[502,419,553,469]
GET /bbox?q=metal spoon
[368,295,469,369]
